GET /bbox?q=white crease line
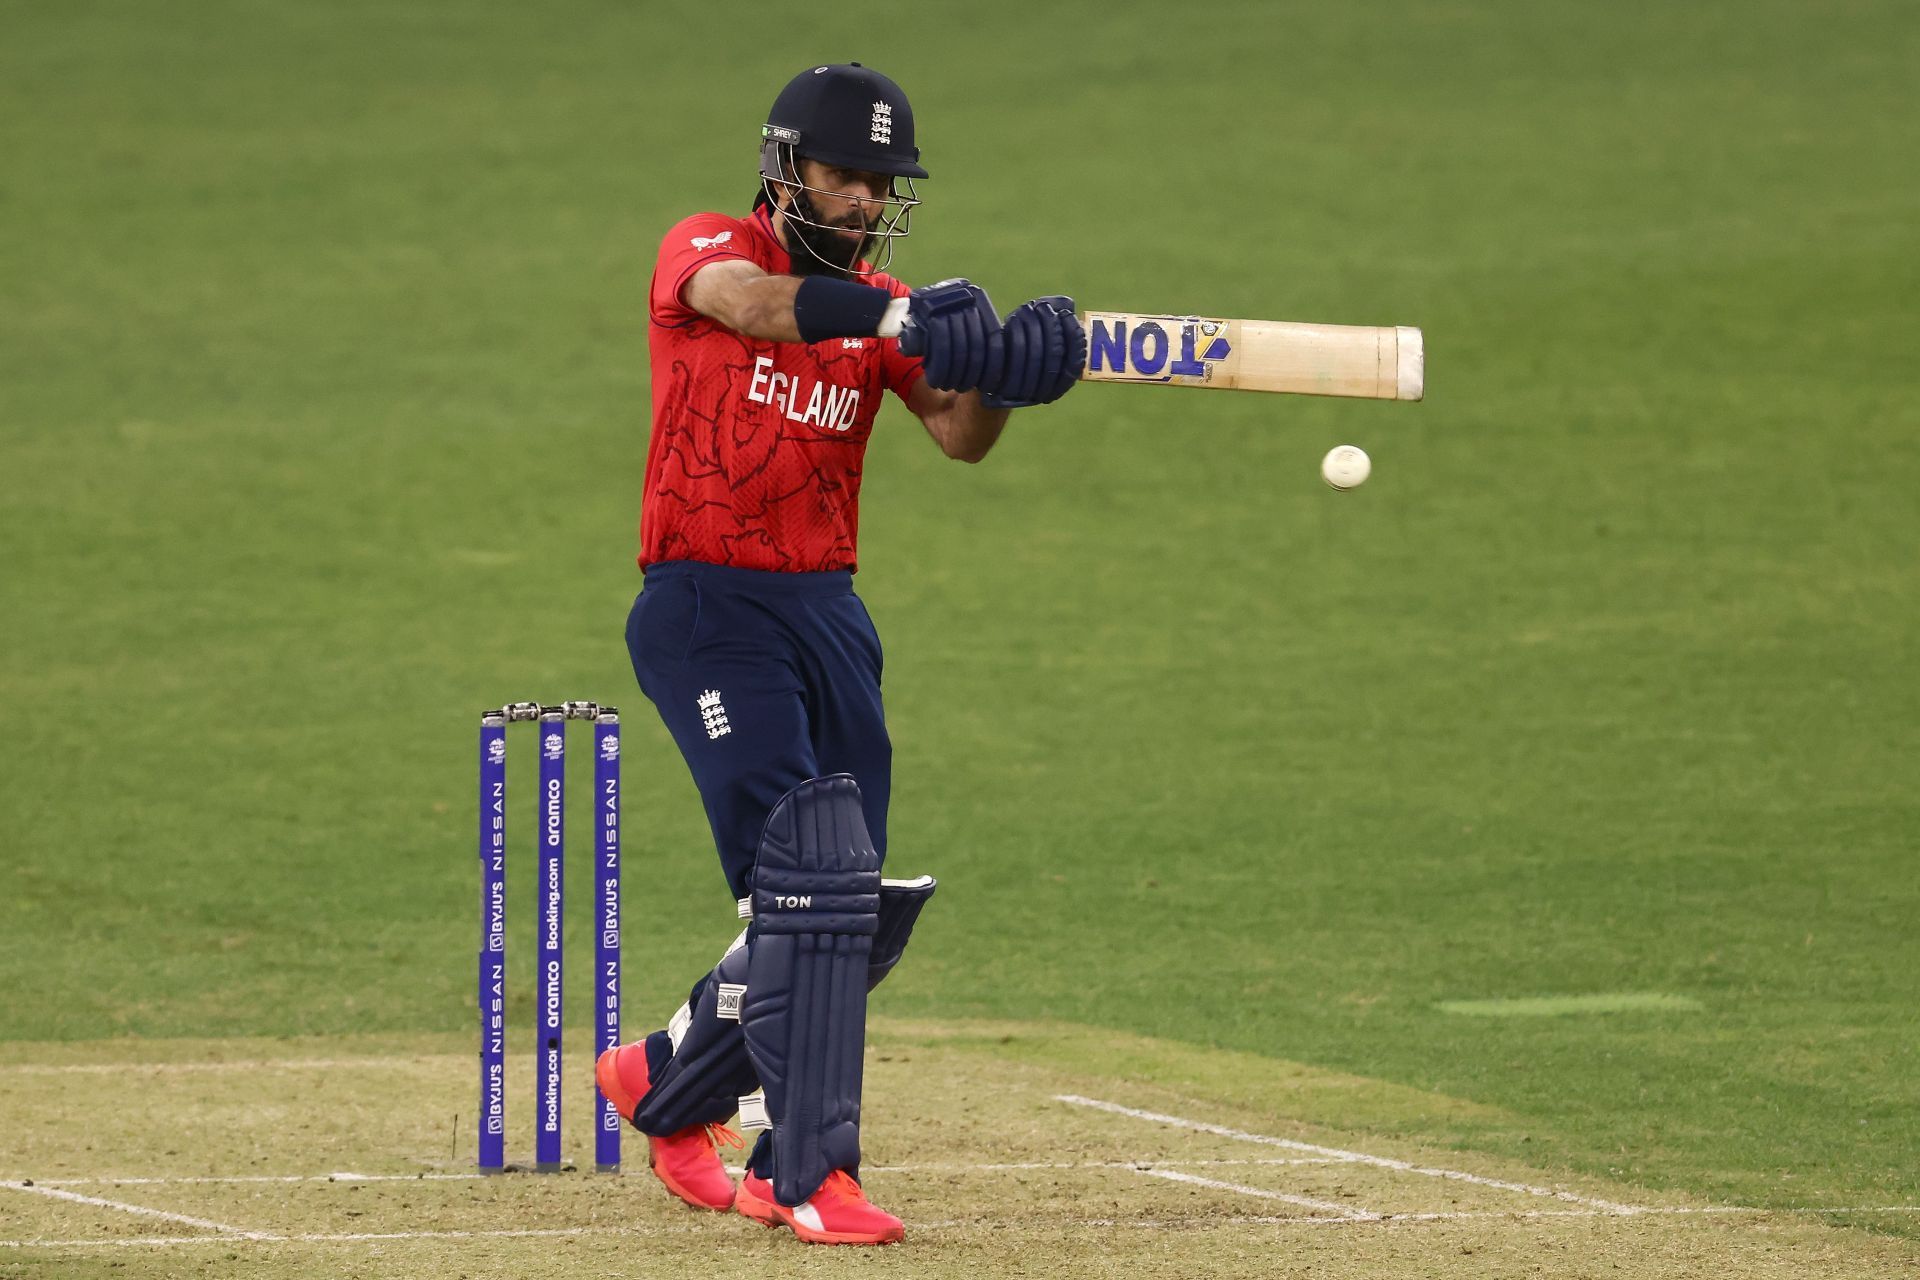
[33,1173,489,1187]
[930,1205,1920,1231]
[6,1205,1919,1250]
[0,1058,455,1075]
[869,1157,1345,1171]
[0,1223,721,1249]
[0,1180,269,1239]
[1058,1094,1642,1214]
[30,1158,1345,1190]
[1134,1168,1378,1219]
[40,1162,1333,1188]
[778,1157,1345,1176]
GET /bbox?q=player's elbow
[943,439,992,464]
[928,411,998,463]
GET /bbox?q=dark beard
[779,189,874,279]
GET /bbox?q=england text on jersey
[641,207,923,572]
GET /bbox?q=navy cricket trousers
[625,560,891,901]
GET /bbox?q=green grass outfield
[3,0,1915,1249]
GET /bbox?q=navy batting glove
[982,296,1086,409]
[897,279,1002,393]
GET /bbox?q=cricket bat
[1079,312,1423,401]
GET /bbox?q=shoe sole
[741,1188,902,1245]
[772,1209,905,1246]
[736,1192,780,1226]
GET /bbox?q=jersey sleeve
[651,214,753,326]
[873,273,925,401]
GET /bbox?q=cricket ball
[1321,445,1371,491]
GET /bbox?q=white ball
[1321,445,1371,490]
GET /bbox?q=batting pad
[867,874,937,988]
[741,775,882,1207]
[633,929,755,1135]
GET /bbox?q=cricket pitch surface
[3,1020,1913,1279]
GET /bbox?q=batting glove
[897,279,1003,393]
[982,296,1085,409]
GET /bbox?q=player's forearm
[687,263,909,347]
[700,273,806,343]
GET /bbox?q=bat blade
[1078,312,1423,401]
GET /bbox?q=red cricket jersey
[640,206,924,572]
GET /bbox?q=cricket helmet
[761,62,928,179]
[759,63,923,273]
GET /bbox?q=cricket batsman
[594,63,1086,1245]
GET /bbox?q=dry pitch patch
[1,1021,1914,1279]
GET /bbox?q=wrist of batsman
[792,276,898,345]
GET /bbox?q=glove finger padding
[1039,308,1068,390]
[1033,297,1085,404]
[904,278,1002,393]
[1001,308,1035,405]
[939,302,973,392]
[1056,306,1089,401]
[982,295,1084,409]
[957,298,990,393]
[918,316,950,390]
[978,310,1005,394]
[1021,309,1054,404]
[928,311,961,391]
[908,279,975,391]
[969,286,1002,391]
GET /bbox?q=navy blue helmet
[758,64,923,274]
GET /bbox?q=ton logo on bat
[1087,317,1232,382]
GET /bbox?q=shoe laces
[705,1123,745,1153]
[814,1169,868,1205]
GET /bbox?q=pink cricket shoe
[594,1042,742,1212]
[736,1169,905,1245]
